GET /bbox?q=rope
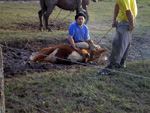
[59,0,78,21]
[54,9,62,21]
[21,37,30,50]
[5,96,48,113]
[51,56,150,80]
[0,44,150,80]
[96,27,113,44]
[53,0,78,22]
[0,44,28,52]
[61,11,72,21]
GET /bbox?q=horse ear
[103,48,110,53]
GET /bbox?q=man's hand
[128,23,135,31]
[112,21,117,28]
[85,39,94,44]
[74,47,80,51]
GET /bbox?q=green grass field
[5,61,150,112]
[0,1,150,113]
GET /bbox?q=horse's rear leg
[82,5,89,24]
[38,10,44,31]
[44,4,55,32]
[76,4,89,24]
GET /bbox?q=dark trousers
[109,21,132,65]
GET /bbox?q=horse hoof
[39,28,43,31]
[47,28,53,32]
[46,27,53,32]
[48,29,53,32]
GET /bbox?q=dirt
[0,21,73,77]
[2,38,108,77]
[0,20,70,31]
[1,22,150,77]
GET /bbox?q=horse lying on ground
[30,44,109,64]
[38,0,98,31]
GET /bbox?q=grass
[5,61,150,112]
[0,1,150,41]
[0,2,75,42]
[99,0,150,3]
[0,1,150,113]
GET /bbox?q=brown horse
[38,0,98,31]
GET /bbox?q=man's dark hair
[75,13,86,20]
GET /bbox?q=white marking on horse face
[101,55,108,61]
[44,48,59,62]
[68,51,83,62]
[30,52,38,61]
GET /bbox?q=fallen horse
[30,44,109,64]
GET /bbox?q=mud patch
[2,38,108,77]
[2,19,150,77]
[0,20,70,31]
[2,34,150,78]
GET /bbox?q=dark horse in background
[38,0,98,31]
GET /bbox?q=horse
[30,44,109,64]
[38,0,98,31]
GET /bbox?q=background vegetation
[1,0,150,3]
[99,0,150,3]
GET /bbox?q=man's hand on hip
[129,24,135,31]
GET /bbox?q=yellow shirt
[116,0,137,22]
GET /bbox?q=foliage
[98,0,150,3]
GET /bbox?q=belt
[117,21,129,27]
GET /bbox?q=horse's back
[56,0,90,11]
[56,0,77,11]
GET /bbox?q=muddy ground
[0,20,69,31]
[2,39,108,77]
[1,21,150,77]
[1,21,109,77]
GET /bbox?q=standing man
[98,0,137,75]
[68,13,94,51]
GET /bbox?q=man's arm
[126,10,134,31]
[112,3,119,27]
[85,39,94,44]
[68,35,80,50]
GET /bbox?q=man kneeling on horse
[68,13,97,52]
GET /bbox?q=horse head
[88,42,110,61]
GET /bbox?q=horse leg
[77,0,86,13]
[39,0,47,31]
[76,3,89,24]
[44,6,55,32]
[76,8,79,15]
[82,4,89,24]
[38,10,44,31]
[44,1,55,32]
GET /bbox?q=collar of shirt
[75,22,83,28]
